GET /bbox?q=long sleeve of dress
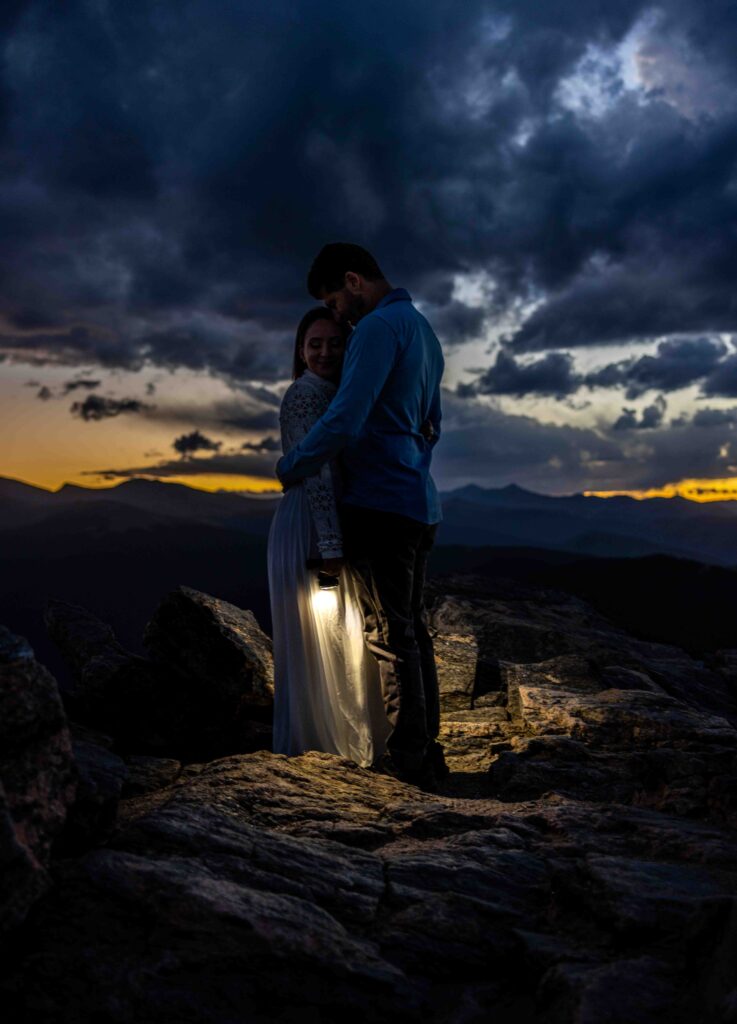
[279,383,343,559]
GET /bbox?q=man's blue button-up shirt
[276,288,444,524]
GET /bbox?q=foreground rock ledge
[3,575,737,1022]
[4,750,737,1023]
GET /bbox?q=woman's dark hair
[307,242,384,298]
[292,307,349,380]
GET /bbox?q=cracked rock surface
[2,576,737,1023]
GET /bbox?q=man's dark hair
[307,243,385,298]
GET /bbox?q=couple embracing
[267,242,447,791]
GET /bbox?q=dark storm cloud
[436,389,737,493]
[460,350,580,398]
[690,407,737,427]
[83,450,277,481]
[63,378,101,393]
[459,332,735,402]
[701,353,737,397]
[584,337,728,399]
[241,436,281,453]
[3,0,736,388]
[458,334,737,402]
[140,395,280,434]
[132,322,290,383]
[2,326,147,371]
[433,390,624,493]
[32,376,108,400]
[420,302,488,347]
[235,384,282,408]
[70,395,153,420]
[613,396,667,430]
[219,409,279,432]
[172,430,222,457]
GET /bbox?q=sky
[2,0,737,499]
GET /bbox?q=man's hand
[420,419,435,442]
[275,456,295,491]
[321,557,344,575]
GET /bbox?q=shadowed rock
[0,626,76,934]
[56,735,129,854]
[45,598,193,753]
[45,594,274,760]
[143,585,274,714]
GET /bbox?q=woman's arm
[279,386,343,559]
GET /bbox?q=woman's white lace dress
[268,369,390,766]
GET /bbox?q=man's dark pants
[340,503,440,771]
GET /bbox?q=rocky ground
[1,575,736,1022]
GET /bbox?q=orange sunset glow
[585,478,737,502]
[100,474,282,495]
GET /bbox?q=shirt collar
[376,287,411,309]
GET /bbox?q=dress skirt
[267,485,390,767]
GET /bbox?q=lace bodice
[279,370,343,558]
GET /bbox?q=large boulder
[143,585,274,717]
[0,626,76,935]
[488,654,737,824]
[45,595,273,761]
[427,579,737,818]
[44,599,193,754]
[428,577,737,726]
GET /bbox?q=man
[276,242,447,789]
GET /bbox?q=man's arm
[276,315,398,485]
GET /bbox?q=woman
[268,308,390,766]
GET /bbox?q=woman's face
[300,318,345,381]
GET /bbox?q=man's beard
[342,294,368,329]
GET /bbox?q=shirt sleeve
[277,314,399,485]
[279,386,343,559]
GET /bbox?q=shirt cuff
[318,547,343,559]
[275,453,290,483]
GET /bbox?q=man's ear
[344,271,362,294]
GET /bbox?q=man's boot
[426,739,450,780]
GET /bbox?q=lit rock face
[0,627,76,934]
[1,576,737,1022]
